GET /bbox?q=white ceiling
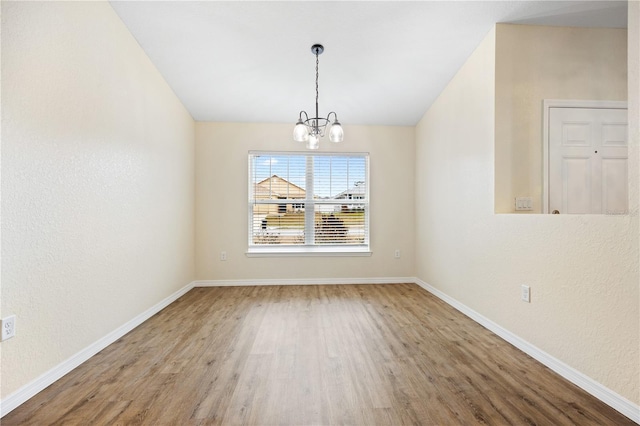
[109,1,627,126]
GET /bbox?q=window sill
[246,246,372,257]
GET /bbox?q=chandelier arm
[326,111,339,122]
[298,111,309,122]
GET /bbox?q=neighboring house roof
[335,182,366,199]
[256,175,306,198]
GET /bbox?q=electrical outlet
[1,315,16,341]
[220,251,227,261]
[394,249,401,259]
[521,285,531,303]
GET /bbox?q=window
[248,151,369,255]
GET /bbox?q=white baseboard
[0,281,195,417]
[414,278,640,424]
[194,277,415,287]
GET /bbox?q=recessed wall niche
[494,23,627,214]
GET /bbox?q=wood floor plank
[2,284,635,425]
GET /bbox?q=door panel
[602,123,627,146]
[563,122,591,146]
[562,157,591,214]
[601,158,628,213]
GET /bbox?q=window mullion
[304,155,315,245]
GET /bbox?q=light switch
[515,197,533,211]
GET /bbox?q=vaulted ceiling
[110,1,627,126]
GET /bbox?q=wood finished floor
[2,284,634,425]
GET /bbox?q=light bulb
[307,133,320,150]
[329,120,344,143]
[293,120,309,142]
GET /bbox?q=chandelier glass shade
[293,44,343,149]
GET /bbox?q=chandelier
[293,44,344,149]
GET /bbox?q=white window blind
[248,152,369,254]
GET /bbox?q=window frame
[247,151,371,257]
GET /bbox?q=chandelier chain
[315,50,319,125]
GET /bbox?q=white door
[549,107,628,214]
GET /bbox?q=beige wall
[415,21,639,406]
[1,2,195,398]
[195,122,415,280]
[495,24,627,213]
